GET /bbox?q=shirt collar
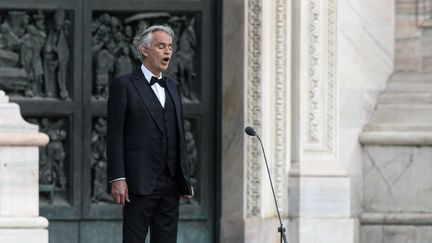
[140,64,162,84]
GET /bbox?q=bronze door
[0,0,218,242]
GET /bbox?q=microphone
[244,126,288,243]
[244,126,256,136]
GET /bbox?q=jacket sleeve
[107,77,128,182]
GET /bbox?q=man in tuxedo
[107,25,193,243]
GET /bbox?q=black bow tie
[149,76,167,88]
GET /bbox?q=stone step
[360,130,432,145]
[363,72,432,135]
[386,72,432,92]
[369,104,432,126]
[390,72,432,83]
[360,213,432,225]
[386,82,432,92]
[376,103,432,109]
[379,92,432,104]
[364,123,432,132]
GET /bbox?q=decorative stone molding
[359,132,432,145]
[360,213,432,225]
[0,133,48,145]
[246,0,262,217]
[0,217,48,228]
[274,0,288,214]
[301,0,337,161]
[326,0,336,154]
[308,0,321,144]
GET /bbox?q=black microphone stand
[245,127,288,243]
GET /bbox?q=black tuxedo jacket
[107,68,192,196]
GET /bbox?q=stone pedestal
[0,91,49,243]
[290,218,358,243]
[359,145,432,243]
[360,73,432,243]
[288,173,358,243]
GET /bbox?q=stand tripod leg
[278,225,288,243]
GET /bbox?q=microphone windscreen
[244,126,256,136]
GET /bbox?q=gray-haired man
[107,25,194,243]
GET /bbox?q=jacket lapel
[165,77,182,125]
[130,69,164,132]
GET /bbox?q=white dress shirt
[141,64,166,108]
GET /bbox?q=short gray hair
[133,25,174,60]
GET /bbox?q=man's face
[141,31,173,75]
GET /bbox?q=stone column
[220,0,248,241]
[221,0,291,242]
[289,0,358,242]
[359,73,432,243]
[0,90,49,242]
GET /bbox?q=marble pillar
[221,0,247,241]
[359,73,432,243]
[0,90,49,243]
[221,0,291,242]
[289,0,358,242]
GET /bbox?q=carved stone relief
[180,118,199,205]
[27,117,68,205]
[0,9,71,99]
[246,0,262,217]
[274,0,288,214]
[303,0,337,157]
[92,12,199,102]
[308,0,321,144]
[326,0,336,154]
[90,117,112,204]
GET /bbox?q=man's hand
[111,180,130,206]
[180,186,194,199]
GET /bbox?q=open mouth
[162,57,170,63]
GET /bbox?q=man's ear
[140,46,148,57]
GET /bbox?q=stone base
[0,216,48,243]
[220,217,245,243]
[290,218,359,243]
[221,216,289,243]
[289,175,351,217]
[288,174,357,243]
[0,229,48,243]
[360,213,432,243]
[363,146,432,212]
[245,217,286,243]
[361,225,432,243]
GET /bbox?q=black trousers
[123,166,180,243]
